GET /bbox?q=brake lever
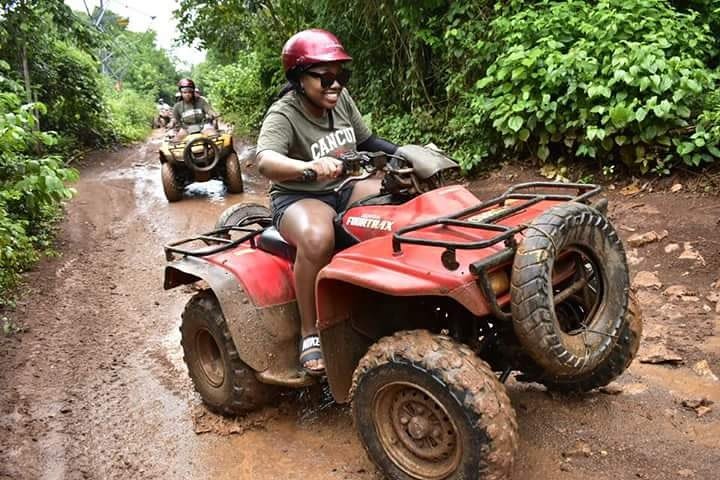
[332,171,374,193]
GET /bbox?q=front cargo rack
[392,181,600,261]
[164,215,271,261]
[392,181,601,320]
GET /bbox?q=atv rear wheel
[537,291,642,393]
[161,162,184,202]
[224,152,244,194]
[181,290,280,415]
[215,203,271,230]
[351,330,517,480]
[511,202,629,377]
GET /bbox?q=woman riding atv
[256,29,398,376]
[171,78,218,141]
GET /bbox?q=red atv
[164,147,641,480]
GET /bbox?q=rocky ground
[1,133,719,479]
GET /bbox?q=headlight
[488,269,510,295]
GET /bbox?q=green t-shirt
[256,89,372,193]
[173,97,214,129]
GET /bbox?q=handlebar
[298,151,405,190]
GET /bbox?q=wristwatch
[301,168,317,182]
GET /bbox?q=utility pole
[85,0,110,75]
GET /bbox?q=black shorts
[270,185,354,228]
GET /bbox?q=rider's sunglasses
[304,69,352,88]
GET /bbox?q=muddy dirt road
[1,132,719,480]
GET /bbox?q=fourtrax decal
[345,214,394,232]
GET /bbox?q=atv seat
[257,227,296,262]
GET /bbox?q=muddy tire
[161,162,184,202]
[224,152,244,194]
[180,290,280,415]
[511,202,629,377]
[538,291,642,393]
[215,203,271,230]
[351,330,518,480]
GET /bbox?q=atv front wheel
[511,202,629,377]
[351,330,517,480]
[181,290,280,415]
[537,291,642,393]
[161,162,184,202]
[224,152,244,194]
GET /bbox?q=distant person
[156,98,172,127]
[171,78,218,141]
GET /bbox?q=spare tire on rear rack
[527,291,642,393]
[510,202,630,377]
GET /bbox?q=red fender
[316,236,509,331]
[204,245,296,307]
[165,246,302,378]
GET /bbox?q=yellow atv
[159,126,243,202]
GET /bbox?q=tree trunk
[22,43,32,105]
[21,43,39,131]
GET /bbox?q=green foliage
[106,29,179,101]
[0,86,78,295]
[177,0,720,174]
[32,39,114,147]
[202,53,268,134]
[105,84,156,142]
[0,1,178,300]
[466,0,719,173]
[0,1,114,147]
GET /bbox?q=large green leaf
[609,105,634,128]
[507,115,524,132]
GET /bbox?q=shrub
[466,0,719,173]
[106,85,156,142]
[33,39,115,147]
[202,53,268,135]
[0,92,78,296]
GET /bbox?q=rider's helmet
[194,87,202,96]
[281,29,352,80]
[177,78,196,91]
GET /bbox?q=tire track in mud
[1,134,719,480]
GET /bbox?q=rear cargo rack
[392,181,601,320]
[164,215,271,261]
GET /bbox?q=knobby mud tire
[224,152,244,194]
[215,203,271,230]
[538,291,642,393]
[511,202,629,377]
[350,330,518,480]
[161,162,183,202]
[180,290,280,415]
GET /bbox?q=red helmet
[282,29,352,78]
[177,78,195,90]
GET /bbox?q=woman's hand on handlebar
[307,156,343,180]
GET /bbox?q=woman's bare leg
[278,199,336,371]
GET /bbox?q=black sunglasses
[304,69,352,88]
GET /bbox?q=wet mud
[0,132,719,479]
